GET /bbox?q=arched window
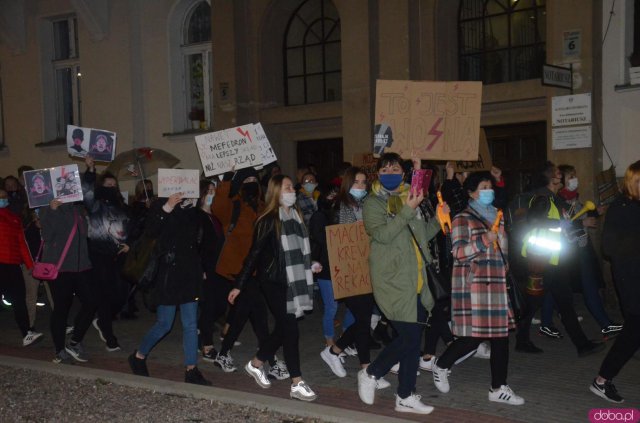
[458,0,546,84]
[182,1,211,129]
[283,0,341,105]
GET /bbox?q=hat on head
[229,167,259,198]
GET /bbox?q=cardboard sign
[23,164,83,208]
[157,168,200,198]
[374,80,482,161]
[195,125,262,176]
[351,153,378,182]
[252,123,278,166]
[453,128,493,172]
[326,221,372,299]
[66,125,117,162]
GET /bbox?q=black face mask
[95,186,120,203]
[242,182,259,199]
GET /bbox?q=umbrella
[107,147,180,181]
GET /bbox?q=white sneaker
[474,342,491,359]
[357,369,377,405]
[92,318,106,343]
[488,385,525,405]
[432,360,450,393]
[376,376,391,390]
[65,326,74,335]
[395,393,434,415]
[268,359,290,380]
[419,356,434,371]
[290,381,317,401]
[23,331,43,346]
[343,345,358,356]
[531,317,541,325]
[390,362,420,376]
[244,361,271,389]
[214,353,238,373]
[320,346,347,377]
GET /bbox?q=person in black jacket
[228,175,321,401]
[589,160,640,404]
[128,192,211,386]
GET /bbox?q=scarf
[371,180,410,216]
[468,199,497,225]
[279,207,314,318]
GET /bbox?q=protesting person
[229,174,319,401]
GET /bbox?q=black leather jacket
[235,214,285,290]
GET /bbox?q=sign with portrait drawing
[23,164,83,208]
[66,125,117,162]
[374,80,482,161]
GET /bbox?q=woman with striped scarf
[228,174,321,401]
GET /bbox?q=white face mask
[566,177,578,192]
[280,192,297,207]
[205,193,214,206]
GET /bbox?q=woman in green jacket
[357,153,446,415]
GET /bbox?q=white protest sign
[157,168,200,198]
[252,123,278,166]
[195,125,261,176]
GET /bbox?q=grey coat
[39,203,91,273]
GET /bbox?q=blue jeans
[541,244,612,329]
[317,278,355,340]
[139,302,198,366]
[367,297,427,399]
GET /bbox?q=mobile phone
[411,169,426,196]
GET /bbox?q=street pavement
[0,291,638,422]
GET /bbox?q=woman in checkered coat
[431,171,524,406]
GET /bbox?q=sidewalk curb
[0,355,414,423]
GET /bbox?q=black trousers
[256,281,301,379]
[517,260,589,350]
[48,270,98,353]
[0,263,30,337]
[437,336,510,389]
[599,313,640,380]
[335,293,374,364]
[423,298,454,355]
[198,274,231,347]
[89,251,121,346]
[220,282,270,357]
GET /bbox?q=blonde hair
[622,160,640,200]
[258,175,303,233]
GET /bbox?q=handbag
[407,225,450,301]
[466,208,527,322]
[32,211,78,281]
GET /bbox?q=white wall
[602,0,640,176]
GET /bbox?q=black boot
[185,366,212,386]
[128,350,149,376]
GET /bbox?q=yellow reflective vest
[521,196,562,266]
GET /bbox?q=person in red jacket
[0,189,42,346]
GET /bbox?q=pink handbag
[32,212,78,281]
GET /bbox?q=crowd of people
[0,152,638,415]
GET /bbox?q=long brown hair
[622,160,640,200]
[337,166,367,208]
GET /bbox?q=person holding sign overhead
[357,153,446,415]
[228,175,320,402]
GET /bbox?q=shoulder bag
[32,211,78,281]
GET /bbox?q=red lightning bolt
[426,118,444,151]
[236,127,253,142]
[334,266,340,277]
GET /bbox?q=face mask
[281,192,297,207]
[478,189,495,206]
[349,188,367,200]
[0,199,8,208]
[242,182,259,198]
[205,194,214,206]
[379,174,403,191]
[303,183,318,194]
[566,178,578,192]
[95,186,120,203]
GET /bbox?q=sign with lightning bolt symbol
[426,118,444,151]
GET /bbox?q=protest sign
[351,153,378,182]
[326,221,372,299]
[66,125,117,161]
[195,125,261,176]
[157,168,200,198]
[453,128,493,172]
[374,80,482,161]
[253,123,278,166]
[24,164,83,208]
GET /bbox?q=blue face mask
[0,199,8,208]
[205,193,214,206]
[478,189,495,206]
[378,174,403,191]
[349,188,367,200]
